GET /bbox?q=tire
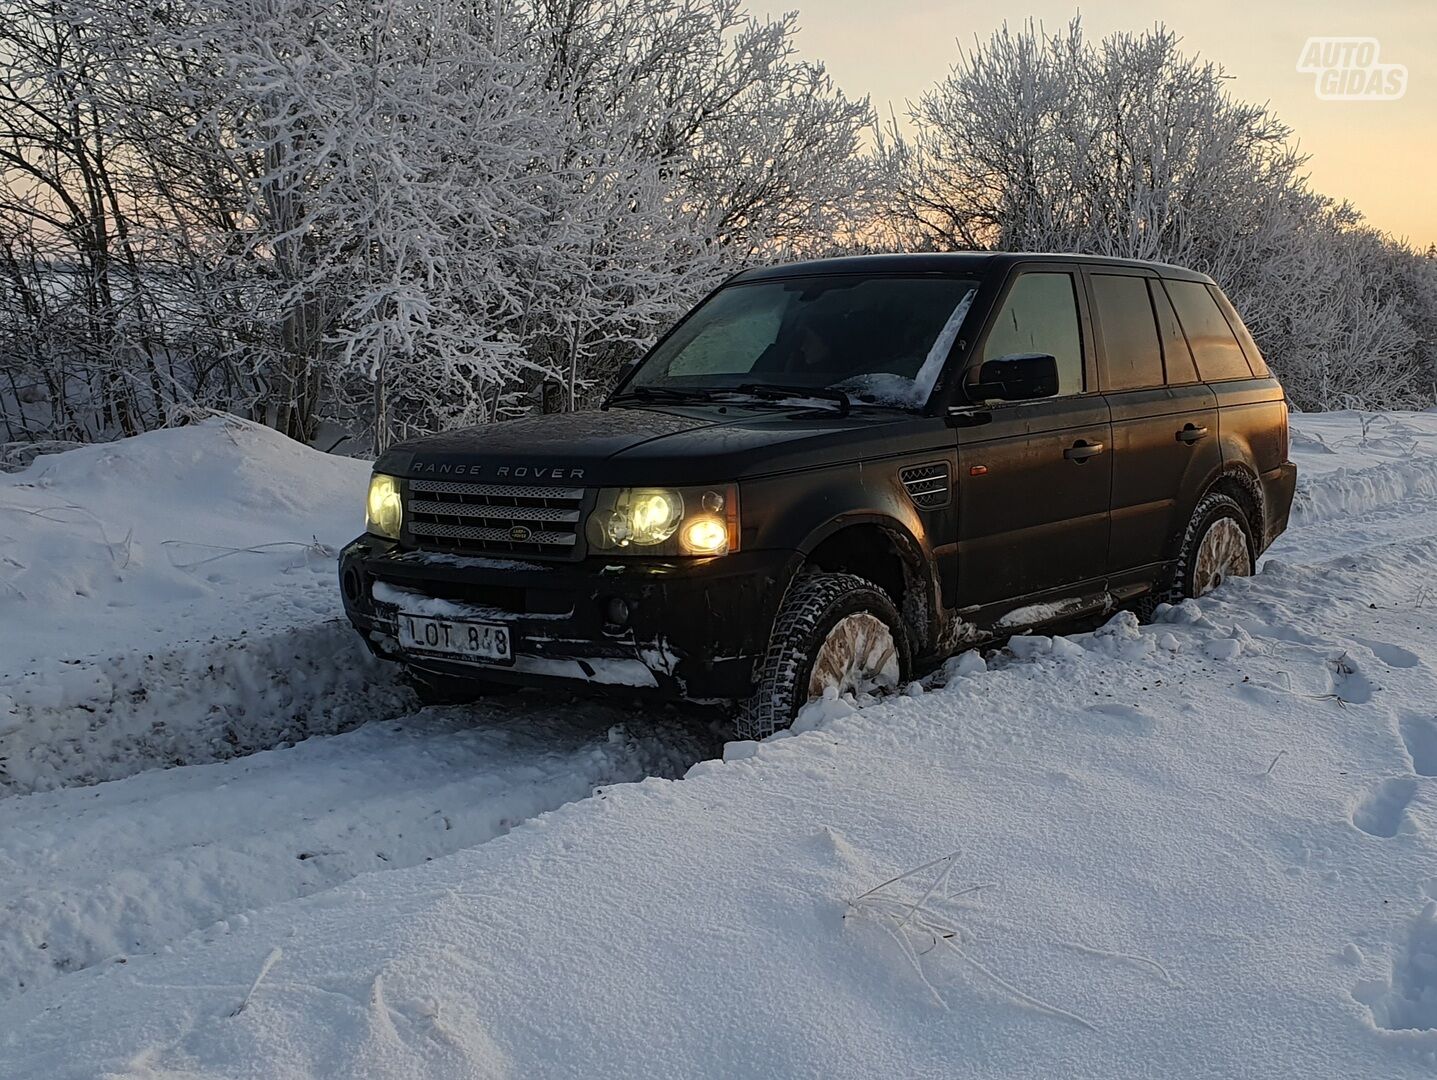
[404,666,514,707]
[736,572,909,740]
[1143,491,1255,615]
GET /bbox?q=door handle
[1176,424,1210,444]
[1063,440,1105,462]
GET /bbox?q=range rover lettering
[339,253,1297,736]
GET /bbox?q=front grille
[405,478,586,558]
[900,462,952,510]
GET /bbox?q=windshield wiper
[729,383,851,416]
[606,385,722,406]
[607,382,853,415]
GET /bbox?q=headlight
[366,473,403,539]
[610,488,684,546]
[588,485,739,556]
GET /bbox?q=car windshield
[623,274,979,409]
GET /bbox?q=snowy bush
[0,0,873,449]
[878,18,1437,413]
[2,8,1433,447]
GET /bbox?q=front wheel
[737,572,908,740]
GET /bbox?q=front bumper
[339,536,792,699]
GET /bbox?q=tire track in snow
[5,443,1437,1006]
[0,703,721,1003]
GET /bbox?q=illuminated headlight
[588,485,739,556]
[607,488,684,546]
[366,473,403,539]
[681,516,729,555]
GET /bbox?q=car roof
[728,251,1215,285]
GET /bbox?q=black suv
[340,253,1296,735]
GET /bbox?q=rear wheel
[737,572,908,740]
[1145,491,1255,613]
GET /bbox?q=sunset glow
[777,0,1435,246]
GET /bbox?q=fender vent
[900,462,952,510]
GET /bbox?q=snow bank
[0,416,407,793]
[0,707,712,1001]
[5,495,1437,1076]
[0,621,411,794]
[1289,410,1437,524]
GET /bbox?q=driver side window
[979,272,1084,396]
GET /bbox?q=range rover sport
[339,253,1297,736]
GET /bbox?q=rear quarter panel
[1214,375,1294,549]
[1214,377,1288,475]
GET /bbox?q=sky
[768,0,1436,248]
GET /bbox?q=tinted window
[632,275,979,407]
[1210,286,1269,377]
[1164,279,1253,382]
[979,272,1084,395]
[1150,280,1199,384]
[1091,274,1164,391]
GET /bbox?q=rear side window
[1209,286,1270,377]
[979,272,1084,395]
[1163,279,1253,382]
[1091,274,1164,391]
[1150,280,1199,385]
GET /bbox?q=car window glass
[1164,279,1253,382]
[979,272,1084,395]
[636,275,980,411]
[665,288,787,376]
[1150,279,1199,385]
[1209,286,1269,377]
[1091,274,1163,392]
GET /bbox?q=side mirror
[969,353,1059,402]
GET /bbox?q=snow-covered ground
[0,417,412,791]
[3,410,1437,1077]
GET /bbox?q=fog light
[341,565,364,605]
[681,516,728,555]
[605,597,630,626]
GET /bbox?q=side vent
[900,461,952,510]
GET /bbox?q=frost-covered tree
[1,0,875,449]
[5,5,1432,446]
[880,18,1437,412]
[171,0,580,445]
[511,0,876,411]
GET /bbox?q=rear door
[1087,269,1220,575]
[953,266,1112,610]
[1165,279,1289,476]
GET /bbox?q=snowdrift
[2,410,1437,1078]
[4,558,1437,1077]
[0,416,410,792]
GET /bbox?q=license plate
[397,613,512,664]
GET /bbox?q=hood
[375,405,943,487]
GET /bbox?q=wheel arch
[1201,464,1265,553]
[792,515,940,656]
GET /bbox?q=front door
[953,268,1112,613]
